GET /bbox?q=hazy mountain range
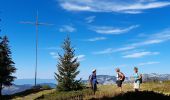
[2,79,56,95]
[2,73,170,95]
[95,73,170,85]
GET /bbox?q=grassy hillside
[1,87,55,100]
[36,81,170,100]
[1,81,170,100]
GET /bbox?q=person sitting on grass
[115,68,125,92]
[133,67,142,92]
[89,69,98,95]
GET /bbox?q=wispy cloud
[85,16,96,23]
[93,48,113,54]
[50,52,58,59]
[94,28,170,55]
[114,46,136,52]
[91,25,139,34]
[61,2,92,11]
[59,0,170,14]
[75,55,86,61]
[59,25,76,33]
[85,37,107,42]
[93,46,135,54]
[131,29,170,46]
[123,51,159,58]
[138,61,160,66]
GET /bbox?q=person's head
[92,69,96,74]
[115,68,120,73]
[134,67,138,73]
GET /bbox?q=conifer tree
[0,36,16,96]
[55,36,82,91]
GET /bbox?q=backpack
[135,73,142,84]
[139,74,142,84]
[118,72,125,82]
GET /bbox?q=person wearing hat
[89,69,98,95]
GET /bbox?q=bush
[41,85,51,90]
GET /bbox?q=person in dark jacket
[89,69,98,95]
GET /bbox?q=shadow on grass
[90,91,170,100]
[0,88,51,100]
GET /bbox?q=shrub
[41,85,51,90]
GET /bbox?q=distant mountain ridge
[2,73,170,95]
[86,73,170,85]
[97,75,117,85]
[142,73,170,82]
[2,84,32,95]
[2,83,56,95]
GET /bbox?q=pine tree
[55,36,82,91]
[0,36,16,96]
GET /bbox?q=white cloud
[93,48,113,55]
[85,16,96,23]
[75,55,86,61]
[119,2,170,11]
[49,52,58,59]
[121,10,142,14]
[59,0,170,14]
[60,2,92,11]
[138,61,160,66]
[93,29,170,55]
[59,25,76,33]
[123,51,159,58]
[85,37,107,42]
[118,29,170,53]
[114,46,136,52]
[50,52,56,56]
[91,25,139,34]
[131,29,170,46]
[93,46,135,55]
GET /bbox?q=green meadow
[9,81,170,100]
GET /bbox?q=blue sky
[0,0,170,80]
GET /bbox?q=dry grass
[141,81,170,95]
[4,81,170,100]
[86,81,170,99]
[84,84,132,99]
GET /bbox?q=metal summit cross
[20,11,53,86]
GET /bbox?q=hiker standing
[89,69,98,95]
[115,68,125,92]
[133,67,142,92]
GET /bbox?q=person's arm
[96,76,98,83]
[139,74,142,79]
